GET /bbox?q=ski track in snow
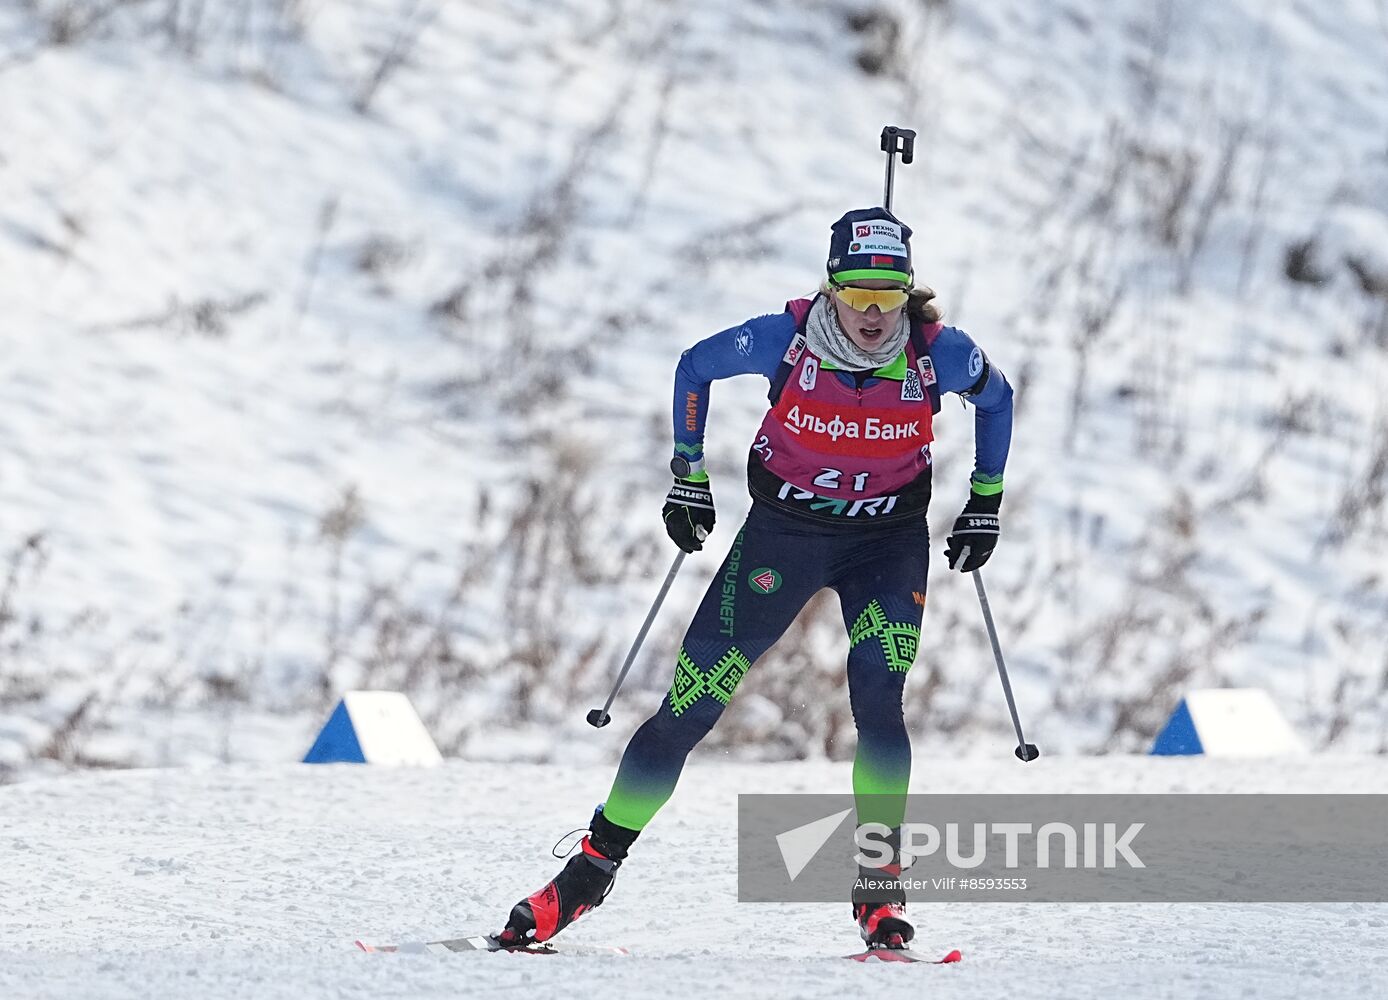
[2,757,1387,999]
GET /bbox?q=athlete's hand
[945,491,1001,571]
[663,475,715,552]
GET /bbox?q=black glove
[663,475,716,552]
[944,490,1002,571]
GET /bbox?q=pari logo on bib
[829,208,913,286]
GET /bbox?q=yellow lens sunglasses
[828,282,911,313]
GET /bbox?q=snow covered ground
[2,3,1386,994]
[2,756,1386,999]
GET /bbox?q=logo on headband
[853,221,903,242]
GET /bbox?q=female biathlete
[498,207,1014,950]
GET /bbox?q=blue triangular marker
[1150,698,1204,755]
[304,699,366,763]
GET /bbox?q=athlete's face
[832,280,908,353]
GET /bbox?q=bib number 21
[813,468,870,492]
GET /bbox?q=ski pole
[967,561,1040,762]
[883,124,1032,760]
[879,125,916,212]
[587,549,687,728]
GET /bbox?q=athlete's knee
[847,651,907,698]
[845,599,921,676]
[846,655,907,726]
[659,644,751,735]
[640,697,724,754]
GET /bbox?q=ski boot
[852,826,914,949]
[496,808,639,947]
[853,898,915,949]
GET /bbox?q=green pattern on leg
[849,600,888,646]
[849,600,920,673]
[709,649,751,703]
[669,649,706,716]
[883,627,919,672]
[668,646,752,716]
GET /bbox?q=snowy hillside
[2,757,1387,1000]
[2,0,1388,777]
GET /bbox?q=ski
[844,947,962,964]
[358,934,955,963]
[356,933,630,957]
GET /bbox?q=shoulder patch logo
[917,356,937,387]
[749,567,782,594]
[798,356,819,391]
[968,346,984,380]
[901,367,925,401]
[735,326,753,356]
[783,333,806,366]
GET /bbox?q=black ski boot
[496,808,639,946]
[852,826,915,949]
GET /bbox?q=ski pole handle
[587,549,687,728]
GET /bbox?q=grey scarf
[804,294,909,371]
